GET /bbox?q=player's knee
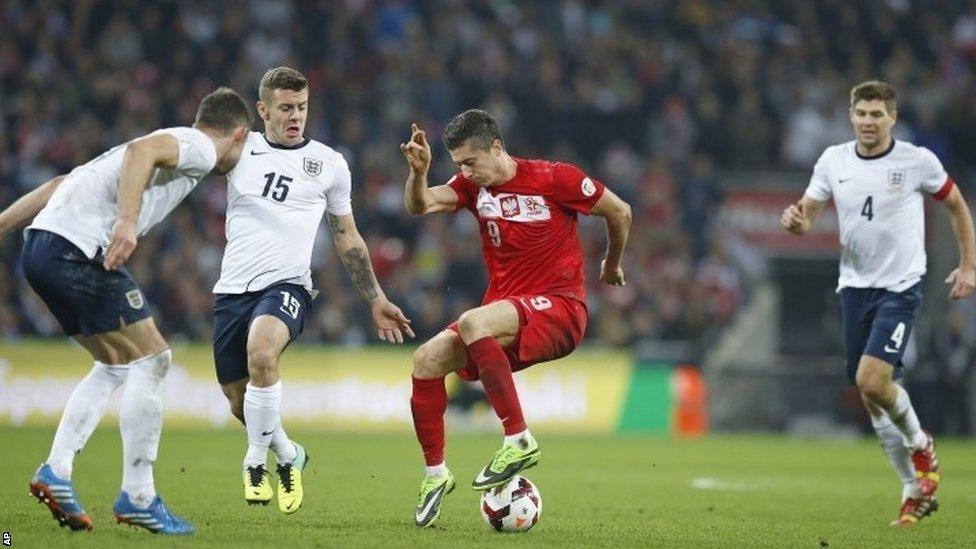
[456,310,488,342]
[856,367,886,401]
[247,346,277,369]
[246,348,279,381]
[413,342,447,379]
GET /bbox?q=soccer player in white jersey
[0,88,251,534]
[781,80,976,526]
[212,66,413,513]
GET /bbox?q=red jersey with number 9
[447,158,606,304]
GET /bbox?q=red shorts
[449,294,588,381]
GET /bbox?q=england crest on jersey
[888,168,905,188]
[304,157,323,176]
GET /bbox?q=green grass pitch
[2,428,974,547]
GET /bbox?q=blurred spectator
[3,1,975,349]
[929,303,976,435]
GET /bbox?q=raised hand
[400,123,431,175]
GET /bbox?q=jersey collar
[855,138,895,160]
[263,134,310,150]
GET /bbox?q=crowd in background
[2,0,976,350]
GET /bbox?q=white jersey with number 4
[28,127,217,258]
[213,132,352,295]
[804,139,954,292]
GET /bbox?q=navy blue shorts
[840,281,923,384]
[212,283,313,385]
[21,229,151,337]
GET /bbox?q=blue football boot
[29,463,93,531]
[113,491,195,535]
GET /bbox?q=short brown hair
[259,66,308,103]
[195,87,251,133]
[443,109,503,151]
[850,80,897,113]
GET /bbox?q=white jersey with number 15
[214,132,352,295]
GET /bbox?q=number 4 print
[861,195,874,221]
[884,322,906,353]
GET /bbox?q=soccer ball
[479,475,542,532]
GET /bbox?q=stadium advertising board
[0,343,704,435]
[719,189,838,253]
[0,343,635,434]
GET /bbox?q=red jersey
[447,158,606,304]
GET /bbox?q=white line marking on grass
[690,478,752,491]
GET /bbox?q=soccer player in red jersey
[401,109,632,527]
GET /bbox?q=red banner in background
[719,190,838,253]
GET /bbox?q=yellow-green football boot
[414,470,456,527]
[276,443,309,514]
[471,437,541,490]
[244,465,273,506]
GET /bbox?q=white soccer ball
[479,475,542,532]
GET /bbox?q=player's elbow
[611,200,632,227]
[620,201,632,224]
[405,199,425,216]
[945,191,970,217]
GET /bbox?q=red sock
[467,336,526,435]
[411,376,447,466]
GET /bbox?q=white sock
[425,463,448,477]
[870,412,920,500]
[47,362,128,479]
[269,416,297,465]
[504,429,535,449]
[902,482,921,502]
[119,349,170,508]
[887,384,927,450]
[243,381,281,468]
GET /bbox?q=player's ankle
[908,431,928,451]
[425,463,448,477]
[504,429,534,449]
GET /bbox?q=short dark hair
[259,66,309,103]
[850,80,897,113]
[195,87,252,133]
[443,109,503,150]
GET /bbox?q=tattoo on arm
[328,214,345,235]
[342,246,380,303]
[329,213,381,303]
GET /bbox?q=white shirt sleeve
[917,147,949,194]
[326,153,353,216]
[157,127,218,178]
[804,149,832,202]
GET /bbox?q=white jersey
[804,139,954,292]
[213,132,352,294]
[29,127,217,258]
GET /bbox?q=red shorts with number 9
[449,294,588,381]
